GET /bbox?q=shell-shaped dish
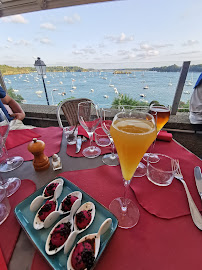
[33,199,58,230]
[74,202,95,232]
[67,234,97,270]
[67,218,112,270]
[45,215,74,255]
[58,191,82,214]
[30,178,64,212]
[42,178,64,199]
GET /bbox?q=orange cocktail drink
[110,118,156,181]
[109,111,156,229]
[149,105,170,132]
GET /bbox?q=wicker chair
[57,98,92,128]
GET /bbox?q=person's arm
[2,94,25,120]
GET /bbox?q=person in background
[189,73,202,124]
[0,85,25,121]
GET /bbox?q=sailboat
[72,80,76,89]
[185,73,193,86]
[168,80,172,86]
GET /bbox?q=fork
[172,159,202,230]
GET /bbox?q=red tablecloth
[0,179,36,265]
[5,127,63,161]
[130,139,202,218]
[31,156,202,270]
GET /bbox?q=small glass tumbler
[147,153,178,186]
[0,185,11,225]
[94,127,111,163]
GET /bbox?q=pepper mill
[28,138,50,171]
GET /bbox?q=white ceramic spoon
[67,218,112,270]
[45,199,81,255]
[33,198,59,230]
[64,202,96,254]
[30,178,64,212]
[44,191,82,229]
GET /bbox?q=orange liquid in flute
[149,106,170,132]
[110,118,156,181]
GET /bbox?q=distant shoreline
[1,63,202,76]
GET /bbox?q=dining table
[1,126,202,270]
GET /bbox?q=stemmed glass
[121,105,152,177]
[78,101,101,158]
[0,109,21,197]
[109,110,156,229]
[143,104,170,162]
[101,106,124,166]
[0,111,24,173]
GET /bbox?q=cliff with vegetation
[0,65,88,75]
[149,64,202,72]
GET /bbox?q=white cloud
[40,38,51,44]
[140,43,153,51]
[64,13,81,24]
[7,37,13,43]
[1,15,28,24]
[182,40,199,46]
[15,39,31,46]
[72,47,96,55]
[105,33,134,43]
[40,23,56,31]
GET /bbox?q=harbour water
[3,71,199,106]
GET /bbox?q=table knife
[194,166,202,200]
[75,136,82,153]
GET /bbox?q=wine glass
[0,110,24,172]
[100,106,122,166]
[143,104,170,162]
[78,101,101,158]
[0,110,22,197]
[109,110,156,229]
[0,185,11,225]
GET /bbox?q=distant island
[113,70,132,74]
[1,63,202,76]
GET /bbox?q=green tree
[7,88,24,104]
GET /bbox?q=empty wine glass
[0,185,11,225]
[78,101,101,158]
[101,106,122,166]
[0,109,24,172]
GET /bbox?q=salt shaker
[52,154,62,171]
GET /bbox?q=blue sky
[0,0,202,68]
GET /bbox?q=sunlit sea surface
[3,71,199,106]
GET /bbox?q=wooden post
[171,61,190,115]
[0,71,7,92]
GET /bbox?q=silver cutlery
[75,136,82,153]
[172,160,202,230]
[194,166,202,200]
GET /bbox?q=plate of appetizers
[15,177,118,270]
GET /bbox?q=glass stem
[88,132,94,149]
[3,144,9,161]
[121,179,131,212]
[110,137,115,157]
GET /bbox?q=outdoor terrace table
[1,127,202,270]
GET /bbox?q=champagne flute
[109,110,156,229]
[149,104,170,133]
[143,104,170,162]
[121,105,152,177]
[78,101,101,158]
